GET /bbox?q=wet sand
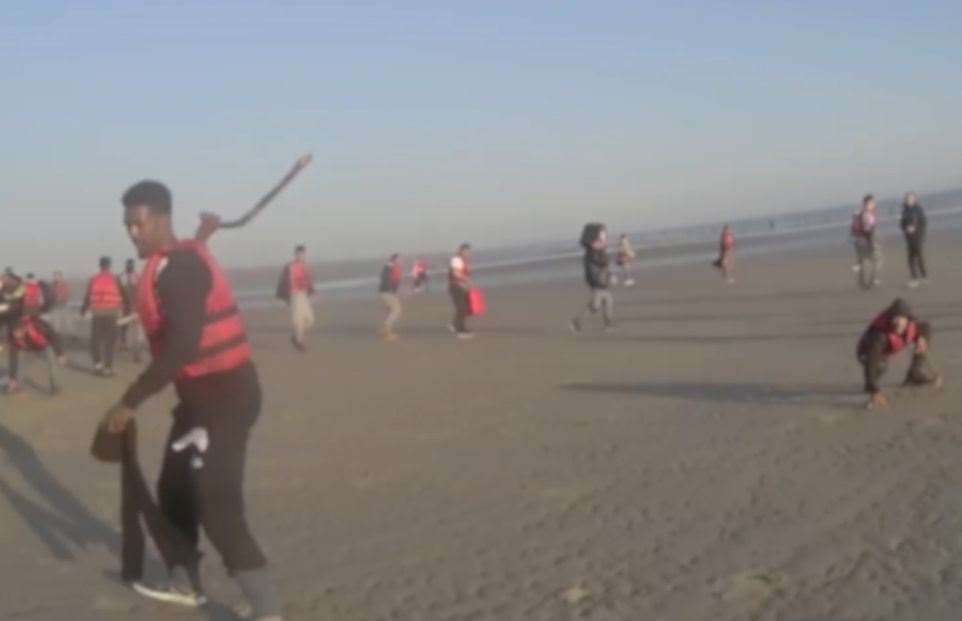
[2,231,961,620]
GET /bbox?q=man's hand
[915,336,928,355]
[194,212,222,242]
[102,403,135,434]
[867,391,889,410]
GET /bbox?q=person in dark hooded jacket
[856,298,940,409]
[570,224,615,333]
[899,192,928,287]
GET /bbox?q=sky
[3,1,962,275]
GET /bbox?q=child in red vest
[857,298,940,409]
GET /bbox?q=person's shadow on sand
[0,421,243,620]
[0,421,118,561]
[562,381,859,407]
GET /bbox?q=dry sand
[2,231,961,620]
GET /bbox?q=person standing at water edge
[713,224,735,283]
[276,245,315,352]
[852,194,882,288]
[378,253,403,341]
[856,298,941,410]
[81,256,129,376]
[99,180,282,620]
[615,233,636,287]
[900,192,928,287]
[448,243,474,339]
[571,223,616,333]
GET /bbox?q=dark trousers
[157,377,267,575]
[91,314,118,368]
[449,286,470,334]
[120,422,200,581]
[906,236,927,279]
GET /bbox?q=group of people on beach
[0,182,945,620]
[850,191,930,290]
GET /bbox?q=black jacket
[900,205,927,239]
[583,248,611,289]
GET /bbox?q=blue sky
[3,1,961,275]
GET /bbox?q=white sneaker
[456,332,475,340]
[851,264,861,272]
[907,280,920,289]
[623,278,635,287]
[130,581,207,607]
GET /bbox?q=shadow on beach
[561,380,858,407]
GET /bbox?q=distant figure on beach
[857,298,941,410]
[1,270,66,393]
[851,194,882,289]
[276,244,315,352]
[448,243,475,339]
[96,180,282,618]
[712,224,735,283]
[378,253,403,341]
[571,223,616,333]
[900,192,928,288]
[411,258,429,293]
[119,258,144,363]
[50,269,71,336]
[81,256,129,377]
[614,233,636,287]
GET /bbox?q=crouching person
[8,315,67,394]
[857,298,941,409]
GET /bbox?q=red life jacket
[23,281,44,312]
[389,262,402,287]
[13,316,48,351]
[138,240,252,380]
[289,261,312,293]
[721,231,735,251]
[867,311,919,355]
[89,271,123,311]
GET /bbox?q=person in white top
[448,243,474,338]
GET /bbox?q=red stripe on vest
[138,240,252,380]
[89,272,123,311]
[13,317,48,351]
[868,311,918,355]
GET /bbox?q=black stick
[218,154,313,229]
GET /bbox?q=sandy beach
[2,231,961,621]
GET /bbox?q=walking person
[712,224,735,283]
[8,314,67,395]
[448,243,475,339]
[852,194,882,289]
[411,258,429,293]
[119,259,145,362]
[571,223,616,333]
[615,234,636,287]
[900,192,928,288]
[276,245,315,352]
[857,298,941,409]
[50,270,72,337]
[81,256,129,376]
[99,180,283,620]
[378,253,403,341]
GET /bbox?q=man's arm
[116,276,131,316]
[120,252,211,409]
[80,280,92,315]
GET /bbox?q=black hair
[295,244,306,254]
[458,243,471,252]
[389,253,400,261]
[100,256,112,270]
[887,297,913,319]
[26,272,34,279]
[862,193,875,205]
[122,180,172,214]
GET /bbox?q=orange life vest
[23,281,44,312]
[138,240,252,380]
[13,316,48,351]
[89,272,123,311]
[289,261,312,293]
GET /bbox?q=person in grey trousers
[571,224,616,333]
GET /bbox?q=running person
[571,223,615,333]
[100,180,282,620]
[378,253,403,341]
[856,298,940,410]
[713,224,735,283]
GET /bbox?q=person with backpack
[448,243,475,339]
[571,223,616,333]
[378,253,403,341]
[276,245,315,352]
[81,256,130,376]
[900,192,928,288]
[857,298,941,409]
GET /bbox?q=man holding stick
[99,180,283,620]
